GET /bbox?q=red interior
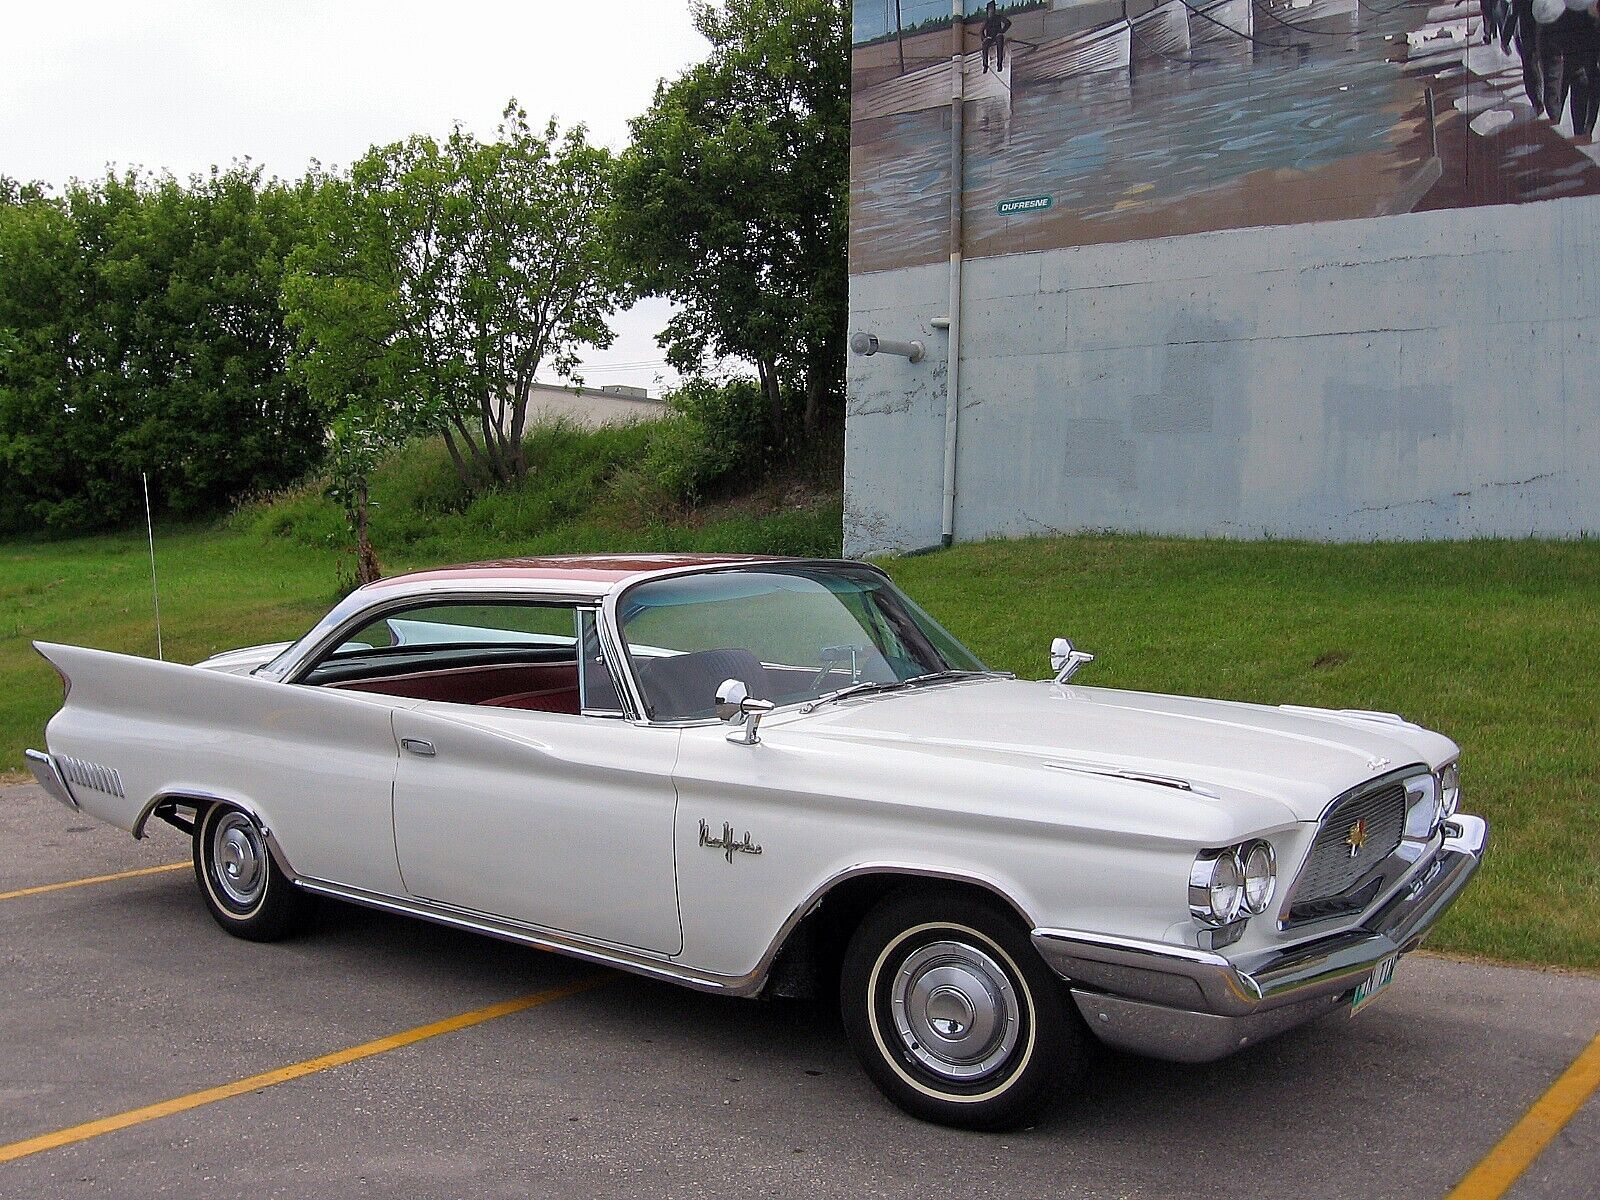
[328,662,581,714]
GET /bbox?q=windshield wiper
[902,669,1002,688]
[801,679,914,711]
[801,669,1003,712]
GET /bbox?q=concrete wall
[497,384,667,434]
[844,198,1600,556]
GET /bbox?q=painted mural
[850,0,1600,272]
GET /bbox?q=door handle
[401,738,436,757]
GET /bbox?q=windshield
[617,565,987,721]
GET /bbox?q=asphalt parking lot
[3,781,1596,1200]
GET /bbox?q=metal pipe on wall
[941,0,965,549]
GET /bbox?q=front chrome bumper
[24,749,79,812]
[1032,813,1488,1062]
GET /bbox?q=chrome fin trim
[55,754,125,800]
[25,749,79,812]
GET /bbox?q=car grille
[1286,779,1408,924]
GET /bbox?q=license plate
[1350,954,1398,1017]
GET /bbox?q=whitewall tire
[840,888,1085,1129]
[193,803,313,942]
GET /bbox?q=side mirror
[716,678,776,745]
[1050,636,1095,684]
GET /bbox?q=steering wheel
[809,644,866,692]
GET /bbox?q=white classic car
[27,554,1487,1129]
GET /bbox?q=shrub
[628,378,771,508]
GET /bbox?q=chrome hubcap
[211,812,266,907]
[891,940,1020,1082]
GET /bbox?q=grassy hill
[1,423,1595,969]
[232,420,841,571]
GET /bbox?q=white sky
[0,0,707,395]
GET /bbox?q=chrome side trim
[25,749,79,812]
[746,860,1035,985]
[294,861,1034,1001]
[1043,759,1219,798]
[133,791,297,880]
[294,877,745,994]
[1034,811,1487,1022]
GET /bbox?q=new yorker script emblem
[699,819,762,864]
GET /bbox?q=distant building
[492,382,667,436]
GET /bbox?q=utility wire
[1251,0,1365,37]
[1124,0,1225,62]
[1172,0,1309,47]
[1171,0,1371,48]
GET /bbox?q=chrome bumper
[24,749,79,812]
[1032,813,1488,1062]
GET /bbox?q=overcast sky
[0,0,708,395]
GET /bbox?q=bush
[624,378,772,509]
[237,410,843,570]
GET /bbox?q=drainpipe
[941,0,966,549]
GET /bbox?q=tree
[612,0,849,438]
[0,166,323,533]
[283,104,623,490]
[0,176,47,206]
[324,404,406,586]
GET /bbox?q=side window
[301,601,585,715]
[335,604,575,655]
[578,609,625,717]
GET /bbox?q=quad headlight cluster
[1437,760,1461,828]
[1190,840,1276,928]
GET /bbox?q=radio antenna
[142,472,164,661]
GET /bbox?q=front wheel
[193,803,314,942]
[840,889,1086,1129]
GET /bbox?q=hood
[778,678,1456,822]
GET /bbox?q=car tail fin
[33,641,72,702]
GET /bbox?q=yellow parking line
[0,975,610,1167]
[0,862,189,903]
[1445,1029,1600,1200]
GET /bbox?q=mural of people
[981,1,1013,72]
[849,0,1600,274]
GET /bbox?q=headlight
[1241,840,1276,915]
[1189,848,1245,926]
[1437,760,1460,825]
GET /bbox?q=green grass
[1,432,1594,969]
[882,537,1600,970]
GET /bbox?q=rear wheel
[193,803,313,941]
[839,888,1086,1129]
